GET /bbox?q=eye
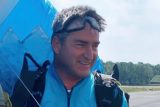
[93,43,99,49]
[76,43,86,47]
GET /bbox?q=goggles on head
[55,16,100,33]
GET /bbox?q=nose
[84,46,96,61]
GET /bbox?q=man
[24,5,128,107]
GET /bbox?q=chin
[78,71,90,78]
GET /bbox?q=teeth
[80,61,91,65]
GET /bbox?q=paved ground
[129,91,160,107]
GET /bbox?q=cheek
[69,47,83,57]
[92,51,98,63]
[61,47,79,63]
[94,50,98,56]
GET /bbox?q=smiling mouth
[79,61,92,66]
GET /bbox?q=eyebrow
[74,39,100,44]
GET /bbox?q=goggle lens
[56,16,100,33]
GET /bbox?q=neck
[54,61,81,90]
[59,72,81,90]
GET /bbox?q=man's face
[53,24,100,79]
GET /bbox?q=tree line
[104,61,160,85]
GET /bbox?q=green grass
[120,86,160,92]
[150,75,160,83]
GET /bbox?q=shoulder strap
[11,53,50,107]
[24,60,49,107]
[94,72,124,107]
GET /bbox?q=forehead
[67,24,99,42]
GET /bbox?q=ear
[111,64,119,81]
[51,36,61,54]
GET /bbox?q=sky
[0,0,159,65]
[50,0,160,65]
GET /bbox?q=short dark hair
[51,5,106,43]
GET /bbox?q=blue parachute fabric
[91,57,105,73]
[0,27,54,96]
[0,0,56,41]
[22,27,53,70]
[0,29,25,95]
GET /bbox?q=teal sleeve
[122,92,128,107]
